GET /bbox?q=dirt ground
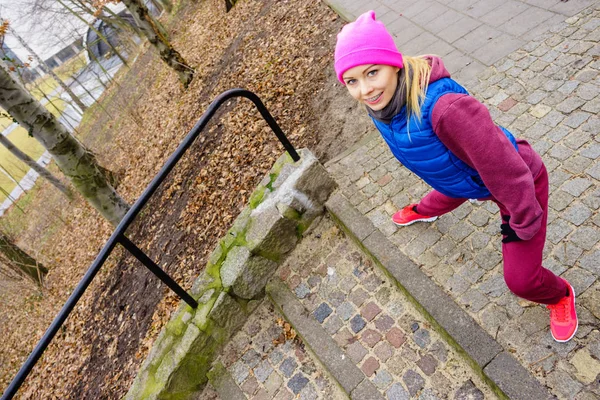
[0,0,375,398]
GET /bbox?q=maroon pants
[417,165,566,305]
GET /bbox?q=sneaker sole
[392,216,438,227]
[551,283,578,343]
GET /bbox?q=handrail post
[117,235,198,309]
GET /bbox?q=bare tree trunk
[0,135,74,199]
[122,0,194,87]
[8,27,88,112]
[0,233,47,286]
[0,64,129,225]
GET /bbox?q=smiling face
[342,64,400,111]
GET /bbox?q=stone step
[200,297,348,399]
[268,215,501,399]
[267,277,383,400]
[325,191,553,400]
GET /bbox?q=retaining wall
[125,149,336,400]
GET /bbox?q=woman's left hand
[500,215,523,243]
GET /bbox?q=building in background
[0,41,38,83]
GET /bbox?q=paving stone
[243,349,262,369]
[474,248,502,271]
[362,302,383,321]
[386,327,406,348]
[445,274,471,296]
[373,369,394,390]
[387,302,405,319]
[416,354,438,376]
[287,373,309,395]
[561,177,593,196]
[328,290,346,307]
[550,143,575,160]
[279,357,298,378]
[294,282,310,299]
[480,304,510,336]
[413,329,431,349]
[431,237,457,257]
[454,380,484,400]
[547,218,575,244]
[376,286,392,306]
[403,370,425,397]
[459,289,489,313]
[350,314,367,333]
[323,314,344,335]
[546,369,584,399]
[553,242,584,266]
[346,340,369,364]
[254,359,274,383]
[241,375,259,396]
[563,267,596,295]
[350,287,370,307]
[556,96,586,113]
[469,231,491,249]
[564,111,592,128]
[363,274,384,292]
[334,328,354,348]
[581,143,600,160]
[430,341,449,363]
[361,356,380,377]
[362,329,383,348]
[456,262,486,284]
[337,301,356,322]
[579,250,600,275]
[563,203,593,225]
[338,275,358,293]
[547,125,571,141]
[373,340,394,363]
[375,314,395,332]
[313,302,333,323]
[386,382,410,400]
[298,382,318,400]
[564,155,593,174]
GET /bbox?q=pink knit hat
[334,11,404,84]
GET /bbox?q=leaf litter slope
[1,0,373,398]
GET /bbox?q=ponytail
[402,56,432,123]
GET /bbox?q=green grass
[0,128,47,197]
[0,94,68,201]
[0,180,40,238]
[27,54,88,101]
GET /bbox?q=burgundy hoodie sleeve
[431,93,543,240]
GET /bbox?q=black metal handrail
[1,89,299,399]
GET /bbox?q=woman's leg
[500,165,566,304]
[417,190,468,216]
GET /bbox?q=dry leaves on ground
[0,0,360,398]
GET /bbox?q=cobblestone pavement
[202,297,348,400]
[325,0,596,84]
[277,217,497,399]
[201,216,498,399]
[325,5,600,400]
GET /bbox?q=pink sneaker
[547,279,578,343]
[392,204,437,226]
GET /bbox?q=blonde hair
[401,56,432,123]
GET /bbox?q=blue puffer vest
[372,77,518,199]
